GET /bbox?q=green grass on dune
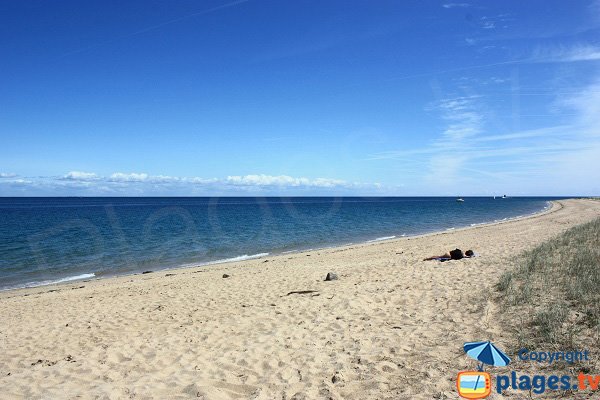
[497,217,600,350]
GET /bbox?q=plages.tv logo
[456,341,511,399]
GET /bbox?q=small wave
[53,273,96,283]
[1,273,96,291]
[367,235,396,242]
[203,253,269,265]
[446,227,455,231]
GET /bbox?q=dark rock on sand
[332,372,343,384]
[324,272,338,281]
[222,274,230,278]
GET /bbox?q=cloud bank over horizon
[0,171,385,196]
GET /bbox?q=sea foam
[203,253,270,265]
[2,273,96,291]
[367,236,396,242]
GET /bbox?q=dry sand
[1,198,599,400]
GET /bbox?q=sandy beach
[1,198,599,399]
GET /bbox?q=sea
[0,197,560,291]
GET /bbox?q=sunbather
[423,248,474,261]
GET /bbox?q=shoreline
[1,200,556,294]
[1,198,599,399]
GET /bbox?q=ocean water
[0,197,558,290]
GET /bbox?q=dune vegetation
[497,217,600,351]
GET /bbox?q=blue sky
[1,0,599,196]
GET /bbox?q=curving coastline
[2,199,555,292]
[1,198,598,399]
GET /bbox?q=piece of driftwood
[286,290,319,296]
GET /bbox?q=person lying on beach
[423,248,474,262]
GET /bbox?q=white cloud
[442,3,470,8]
[476,14,512,30]
[0,178,32,186]
[63,171,98,181]
[367,76,600,195]
[415,96,486,187]
[107,173,214,184]
[0,171,380,195]
[481,20,496,29]
[470,126,571,143]
[560,79,600,135]
[147,175,181,183]
[226,174,348,188]
[311,177,348,188]
[184,177,219,184]
[532,44,600,63]
[436,96,484,141]
[109,172,150,182]
[0,172,18,178]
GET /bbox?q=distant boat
[502,194,507,199]
[456,197,465,202]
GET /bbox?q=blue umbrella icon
[463,341,511,396]
[464,340,511,370]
